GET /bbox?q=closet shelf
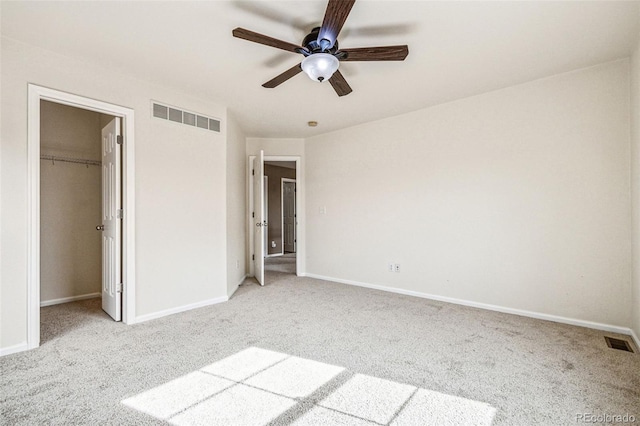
[40,154,101,167]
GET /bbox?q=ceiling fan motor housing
[301,27,339,56]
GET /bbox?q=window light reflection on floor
[122,347,496,425]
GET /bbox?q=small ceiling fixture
[307,121,318,127]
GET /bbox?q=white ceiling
[2,1,638,138]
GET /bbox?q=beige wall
[631,34,640,341]
[40,101,103,303]
[1,37,228,351]
[264,164,296,254]
[306,59,631,328]
[226,113,247,296]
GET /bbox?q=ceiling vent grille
[152,102,221,133]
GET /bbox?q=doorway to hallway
[248,154,303,285]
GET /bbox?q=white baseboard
[303,273,635,337]
[228,274,247,299]
[40,292,101,307]
[266,253,283,258]
[133,296,228,324]
[630,328,640,350]
[0,342,29,357]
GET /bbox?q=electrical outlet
[388,263,394,272]
[394,263,401,273]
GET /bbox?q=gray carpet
[265,253,296,274]
[1,270,639,425]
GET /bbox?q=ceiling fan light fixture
[301,53,339,82]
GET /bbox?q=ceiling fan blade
[328,70,353,97]
[340,45,409,61]
[233,28,302,53]
[262,64,303,88]
[318,0,356,48]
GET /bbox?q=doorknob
[96,225,104,231]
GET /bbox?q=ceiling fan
[232,0,409,97]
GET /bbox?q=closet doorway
[27,85,136,350]
[39,101,113,310]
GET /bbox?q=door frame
[263,175,269,256]
[248,156,302,277]
[27,84,136,350]
[281,178,296,254]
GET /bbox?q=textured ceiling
[2,1,638,138]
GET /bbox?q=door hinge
[252,211,255,218]
[252,169,255,176]
[117,135,123,145]
[252,254,255,260]
[117,209,124,219]
[117,283,123,293]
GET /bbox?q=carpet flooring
[1,270,639,425]
[265,253,296,274]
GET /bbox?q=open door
[253,150,266,285]
[100,117,122,320]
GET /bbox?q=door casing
[27,84,136,350]
[281,178,296,253]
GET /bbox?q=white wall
[246,138,305,274]
[246,138,305,158]
[40,101,103,303]
[631,34,640,340]
[306,60,631,328]
[1,37,228,351]
[227,113,247,296]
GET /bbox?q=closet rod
[40,154,101,167]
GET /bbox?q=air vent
[153,103,168,119]
[604,336,634,353]
[168,108,182,123]
[183,112,196,126]
[196,115,208,129]
[152,102,221,133]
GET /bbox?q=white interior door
[253,150,265,285]
[283,180,296,253]
[101,117,122,320]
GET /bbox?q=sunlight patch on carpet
[291,406,375,425]
[121,372,234,419]
[122,347,496,425]
[201,346,288,381]
[390,388,496,425]
[245,356,344,398]
[171,384,296,426]
[319,374,416,424]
